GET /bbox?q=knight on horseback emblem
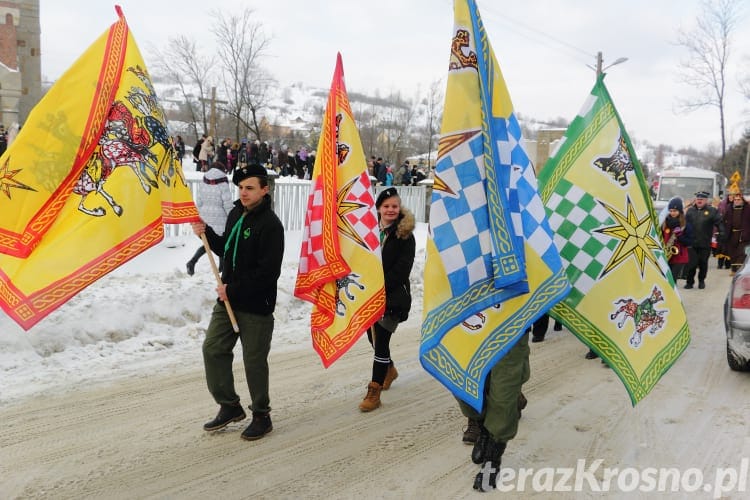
[609,286,667,348]
[73,64,183,217]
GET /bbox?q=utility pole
[199,87,227,138]
[588,52,628,77]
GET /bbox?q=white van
[653,167,726,212]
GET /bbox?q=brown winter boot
[358,382,382,412]
[382,364,399,390]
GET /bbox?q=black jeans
[685,247,711,284]
[367,321,395,385]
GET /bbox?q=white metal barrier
[164,177,429,237]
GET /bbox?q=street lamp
[586,52,629,76]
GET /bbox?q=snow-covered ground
[0,225,428,406]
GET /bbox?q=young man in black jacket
[191,163,284,441]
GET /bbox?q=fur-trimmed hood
[393,207,415,240]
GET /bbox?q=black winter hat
[668,197,684,212]
[376,187,399,209]
[232,163,268,185]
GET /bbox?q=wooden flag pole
[201,233,240,333]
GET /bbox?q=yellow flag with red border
[0,8,132,257]
[294,54,385,367]
[0,8,199,330]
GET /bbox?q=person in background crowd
[237,138,249,168]
[174,135,185,166]
[259,141,270,166]
[394,160,409,185]
[661,197,693,281]
[198,136,214,171]
[722,189,750,275]
[410,164,423,185]
[277,145,291,176]
[374,157,387,185]
[530,313,563,343]
[191,162,284,442]
[216,138,231,169]
[294,149,306,179]
[359,187,415,413]
[228,141,239,171]
[193,134,206,171]
[249,140,260,165]
[186,161,234,276]
[684,191,724,289]
[716,192,733,269]
[584,348,599,360]
[0,124,7,157]
[384,165,394,186]
[306,149,316,179]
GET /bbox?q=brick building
[0,0,40,128]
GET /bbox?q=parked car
[724,248,750,371]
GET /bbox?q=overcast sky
[39,0,749,152]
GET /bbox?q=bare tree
[376,91,415,163]
[740,55,750,102]
[352,101,380,158]
[243,69,276,142]
[149,36,215,141]
[675,0,741,162]
[210,8,271,141]
[420,78,444,169]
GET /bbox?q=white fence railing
[165,177,430,238]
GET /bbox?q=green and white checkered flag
[537,74,690,405]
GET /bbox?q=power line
[453,1,596,67]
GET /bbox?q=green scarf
[224,213,247,270]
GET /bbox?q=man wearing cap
[685,191,724,289]
[191,162,284,441]
[237,138,249,168]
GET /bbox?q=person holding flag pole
[191,162,284,441]
[421,0,571,491]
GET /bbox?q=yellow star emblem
[595,196,662,278]
[0,156,37,199]
[336,176,369,249]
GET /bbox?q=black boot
[471,425,490,464]
[241,411,273,441]
[473,438,506,492]
[463,418,481,444]
[203,404,246,431]
[186,247,205,276]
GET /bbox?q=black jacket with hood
[381,207,416,319]
[205,194,284,315]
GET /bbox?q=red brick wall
[0,12,18,70]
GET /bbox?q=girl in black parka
[359,187,416,412]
